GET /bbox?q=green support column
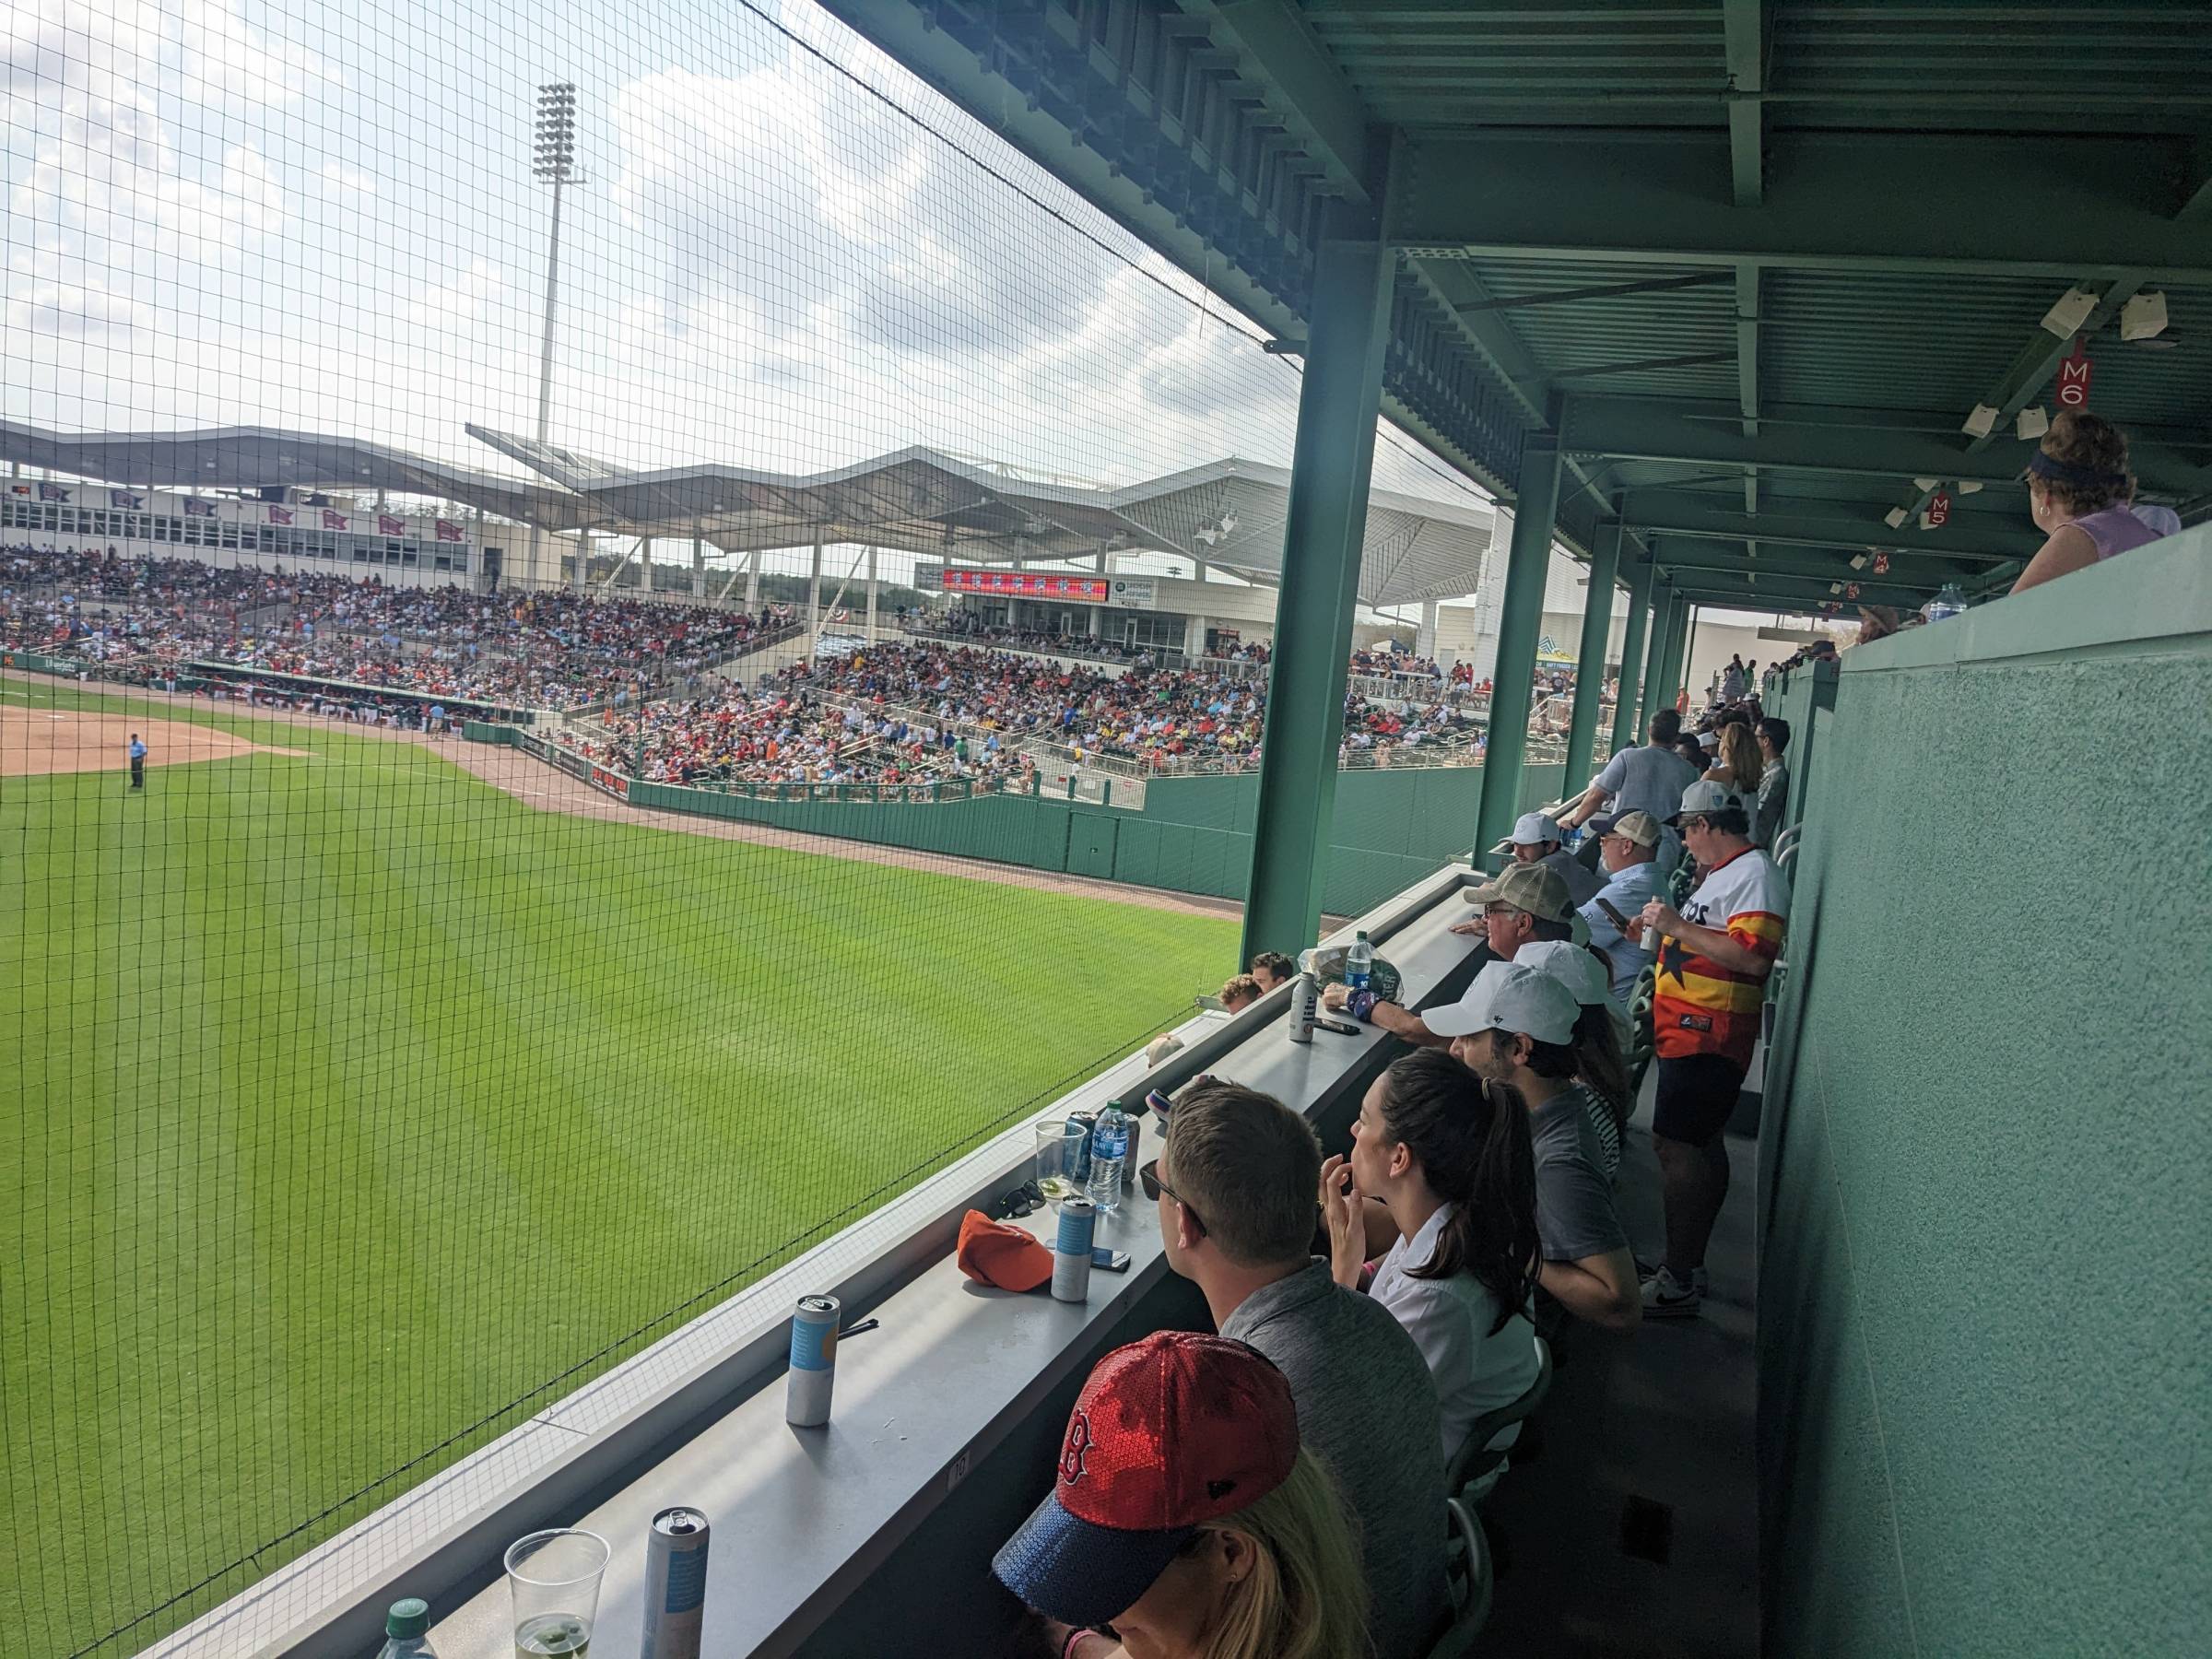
[1611,551,1654,753]
[1238,222,1394,962]
[1473,414,1567,858]
[1640,585,1676,732]
[1562,514,1623,788]
[1656,595,1692,717]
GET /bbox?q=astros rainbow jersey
[1652,847,1790,1066]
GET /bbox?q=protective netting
[0,2,1494,1652]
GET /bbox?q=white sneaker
[1641,1266,1703,1319]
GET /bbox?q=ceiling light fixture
[2119,291,2169,342]
[1962,405,1999,439]
[2017,407,2050,441]
[1884,508,1908,529]
[1957,481,1983,496]
[1850,554,1868,571]
[2041,288,2098,336]
[1913,477,1940,492]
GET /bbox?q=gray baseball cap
[1668,779,1749,826]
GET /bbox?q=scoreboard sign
[940,568,1110,601]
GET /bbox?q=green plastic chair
[1425,1497,1494,1659]
[1443,1335,1553,1501]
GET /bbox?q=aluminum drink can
[1065,1110,1098,1183]
[785,1294,841,1427]
[1288,971,1319,1042]
[1121,1111,1142,1191]
[1052,1198,1097,1301]
[641,1507,711,1659]
[1143,1087,1174,1128]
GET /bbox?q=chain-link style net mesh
[0,2,1499,1651]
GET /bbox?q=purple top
[2069,506,2162,561]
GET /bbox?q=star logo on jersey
[1656,932,1695,987]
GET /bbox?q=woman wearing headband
[2012,411,2161,594]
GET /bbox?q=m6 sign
[2055,343,2093,409]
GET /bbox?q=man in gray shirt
[1559,709,1701,870]
[1146,1081,1448,1656]
[1753,716,1793,847]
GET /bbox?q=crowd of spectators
[1,545,781,709]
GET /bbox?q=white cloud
[320,161,378,197]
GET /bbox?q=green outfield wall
[481,726,1563,915]
[1758,530,2211,1655]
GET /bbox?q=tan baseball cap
[1606,809,1662,848]
[1466,861,1573,923]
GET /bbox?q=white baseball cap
[1510,811,1564,846]
[1515,939,1608,1007]
[1669,778,1749,825]
[1424,960,1580,1044]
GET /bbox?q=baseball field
[0,673,1236,1653]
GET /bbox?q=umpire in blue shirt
[127,734,147,789]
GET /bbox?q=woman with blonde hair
[997,1331,1371,1659]
[2012,410,2161,594]
[1702,721,1763,797]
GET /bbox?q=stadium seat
[1444,1335,1554,1502]
[1425,1496,1495,1659]
[1627,965,1658,1092]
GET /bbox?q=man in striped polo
[1623,780,1791,1318]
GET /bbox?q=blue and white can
[641,1507,710,1659]
[1052,1199,1097,1302]
[785,1294,840,1427]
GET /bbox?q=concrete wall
[1757,530,2211,1655]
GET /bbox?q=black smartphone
[1314,1017,1362,1036]
[1595,897,1631,929]
[1091,1248,1132,1272]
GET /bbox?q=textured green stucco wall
[1759,532,2212,1655]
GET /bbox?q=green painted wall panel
[1759,533,2212,1656]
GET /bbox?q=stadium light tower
[531,81,580,592]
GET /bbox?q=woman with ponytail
[1319,1049,1542,1465]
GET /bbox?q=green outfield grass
[0,675,1237,1653]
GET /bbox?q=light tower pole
[530,81,578,593]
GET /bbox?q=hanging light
[2119,291,2169,342]
[2017,407,2050,441]
[2040,288,2098,336]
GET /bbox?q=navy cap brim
[992,1488,1194,1630]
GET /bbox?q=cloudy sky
[3,0,1512,594]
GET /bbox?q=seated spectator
[1515,940,1633,1176]
[1752,718,1792,848]
[1579,809,1666,1010]
[1248,951,1297,993]
[1621,781,1790,1319]
[2012,411,2162,594]
[1330,863,1577,1046]
[993,1330,1368,1659]
[1675,733,1710,773]
[1318,1051,1542,1466]
[1142,1080,1447,1655]
[1702,722,1763,797]
[1429,965,1641,1332]
[1218,974,1263,1014]
[1505,810,1602,906]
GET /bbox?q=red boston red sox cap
[992,1330,1299,1629]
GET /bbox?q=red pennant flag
[323,510,348,531]
[267,505,295,525]
[435,518,464,542]
[2055,342,2092,409]
[378,513,405,537]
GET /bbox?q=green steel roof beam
[1175,0,1379,204]
[1722,0,1768,209]
[1619,491,2031,563]
[1391,133,2212,280]
[1563,394,2212,500]
[1662,571,1933,609]
[1650,543,1966,590]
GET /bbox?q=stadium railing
[159,861,1495,1658]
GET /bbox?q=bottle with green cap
[377,1597,438,1659]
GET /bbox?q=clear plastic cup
[505,1528,609,1657]
[1034,1119,1082,1205]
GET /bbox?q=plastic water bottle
[377,1598,438,1659]
[1346,932,1375,994]
[1087,1102,1129,1212]
[1923,582,1968,623]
